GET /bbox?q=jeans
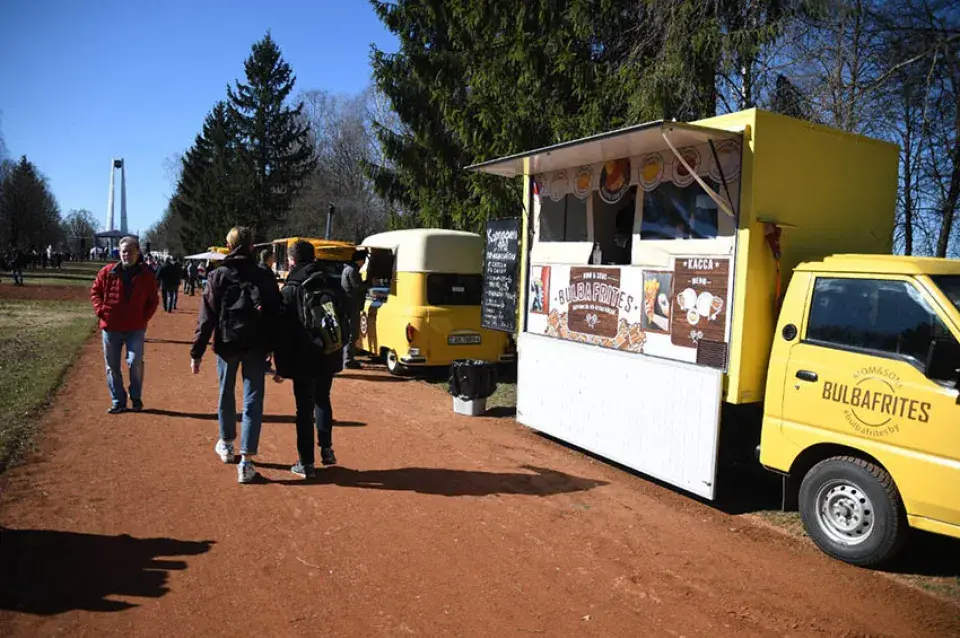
[102,330,145,408]
[292,375,334,466]
[342,310,361,365]
[216,352,266,456]
[162,287,178,312]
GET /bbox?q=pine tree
[228,32,316,239]
[0,156,62,250]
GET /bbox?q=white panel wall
[517,333,723,499]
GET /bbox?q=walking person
[340,250,368,370]
[274,240,346,478]
[157,257,180,313]
[190,227,281,484]
[89,236,159,414]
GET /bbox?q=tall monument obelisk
[105,158,127,233]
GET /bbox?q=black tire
[384,350,407,376]
[798,456,907,566]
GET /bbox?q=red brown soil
[0,283,90,302]
[1,291,958,637]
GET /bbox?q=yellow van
[268,237,356,281]
[357,229,516,375]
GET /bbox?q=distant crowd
[1,245,82,286]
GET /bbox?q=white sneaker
[215,440,235,464]
[238,460,256,484]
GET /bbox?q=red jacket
[90,260,160,332]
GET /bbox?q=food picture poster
[526,259,732,366]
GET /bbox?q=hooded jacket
[273,262,347,379]
[190,250,282,360]
[90,257,160,332]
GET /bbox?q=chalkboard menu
[481,217,521,332]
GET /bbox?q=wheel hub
[816,480,874,546]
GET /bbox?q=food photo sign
[526,258,733,368]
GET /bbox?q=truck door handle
[796,370,818,382]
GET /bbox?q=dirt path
[1,292,958,637]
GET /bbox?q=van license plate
[448,334,481,345]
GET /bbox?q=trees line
[365,0,960,258]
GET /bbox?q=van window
[592,186,637,265]
[539,195,588,242]
[932,275,960,313]
[426,274,483,306]
[641,181,722,240]
[806,278,957,373]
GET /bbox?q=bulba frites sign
[561,268,635,338]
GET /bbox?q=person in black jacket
[274,240,347,479]
[156,257,181,313]
[190,226,282,484]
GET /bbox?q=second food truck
[470,108,959,566]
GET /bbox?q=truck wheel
[798,456,907,566]
[385,350,406,376]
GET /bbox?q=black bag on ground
[218,266,263,354]
[449,360,498,400]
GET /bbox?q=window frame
[537,193,589,243]
[800,274,960,382]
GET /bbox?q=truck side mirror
[925,338,960,390]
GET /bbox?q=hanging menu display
[670,257,730,348]
[481,217,521,333]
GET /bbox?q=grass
[0,299,96,473]
[8,262,101,287]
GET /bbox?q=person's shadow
[0,527,214,615]
[261,463,608,496]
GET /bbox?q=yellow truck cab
[470,108,958,566]
[357,229,516,375]
[762,256,960,564]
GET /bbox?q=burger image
[603,160,627,192]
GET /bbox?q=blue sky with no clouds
[0,0,398,235]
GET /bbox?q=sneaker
[238,460,257,484]
[214,440,235,464]
[131,399,143,412]
[344,361,362,370]
[106,405,126,414]
[320,447,337,466]
[291,462,316,479]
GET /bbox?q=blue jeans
[102,330,145,408]
[162,287,178,312]
[216,352,265,456]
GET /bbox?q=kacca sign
[822,365,931,437]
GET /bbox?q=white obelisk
[119,159,127,234]
[106,160,116,231]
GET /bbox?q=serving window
[592,186,637,265]
[539,194,588,242]
[641,180,729,241]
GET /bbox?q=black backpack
[218,266,263,354]
[296,272,344,356]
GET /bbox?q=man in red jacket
[90,236,159,413]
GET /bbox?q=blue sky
[0,0,397,235]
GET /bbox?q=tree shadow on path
[139,409,363,427]
[262,464,608,497]
[0,527,214,615]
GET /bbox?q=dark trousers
[161,287,177,312]
[293,374,334,466]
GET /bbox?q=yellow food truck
[357,229,517,375]
[207,246,229,255]
[470,108,960,566]
[268,237,356,281]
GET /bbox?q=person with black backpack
[273,240,347,479]
[190,226,282,484]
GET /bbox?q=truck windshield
[931,275,960,312]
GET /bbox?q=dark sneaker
[343,361,362,370]
[291,462,316,479]
[131,399,143,412]
[320,447,337,466]
[106,405,126,414]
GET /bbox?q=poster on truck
[528,257,732,368]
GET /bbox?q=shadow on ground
[261,463,608,496]
[145,338,195,346]
[139,409,363,427]
[0,527,214,615]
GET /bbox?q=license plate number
[448,334,481,345]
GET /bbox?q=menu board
[670,257,730,348]
[481,217,521,333]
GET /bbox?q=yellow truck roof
[797,254,960,276]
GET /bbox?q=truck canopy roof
[798,254,960,276]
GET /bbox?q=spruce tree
[0,156,61,250]
[228,32,316,239]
